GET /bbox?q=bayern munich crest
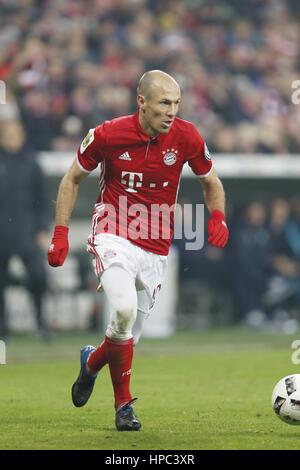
[163,149,177,166]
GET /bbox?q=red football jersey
[77,112,212,255]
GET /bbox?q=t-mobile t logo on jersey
[121,171,143,193]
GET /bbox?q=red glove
[208,210,229,248]
[48,225,69,267]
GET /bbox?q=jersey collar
[133,112,162,143]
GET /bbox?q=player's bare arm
[199,168,225,214]
[199,168,229,248]
[55,161,89,227]
[48,161,89,267]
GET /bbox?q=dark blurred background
[1,0,300,337]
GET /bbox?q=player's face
[138,84,181,137]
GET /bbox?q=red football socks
[87,340,108,373]
[105,336,134,409]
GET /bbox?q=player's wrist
[210,210,226,221]
[53,225,69,238]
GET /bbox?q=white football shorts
[87,233,168,314]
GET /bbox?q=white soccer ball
[272,374,300,425]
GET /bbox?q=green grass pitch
[0,329,300,450]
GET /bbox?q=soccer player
[48,70,229,431]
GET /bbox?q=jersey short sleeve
[186,124,213,177]
[77,123,108,172]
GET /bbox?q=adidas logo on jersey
[118,152,131,161]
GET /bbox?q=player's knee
[106,303,136,340]
[133,330,142,345]
[132,311,145,345]
[115,303,136,332]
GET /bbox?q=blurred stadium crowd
[175,197,300,331]
[1,0,300,154]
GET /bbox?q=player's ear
[137,94,146,111]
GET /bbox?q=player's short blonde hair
[137,70,179,100]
